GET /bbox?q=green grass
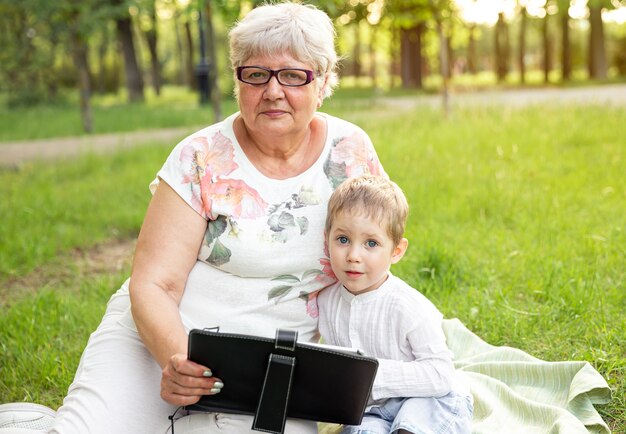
[1,99,624,430]
[0,145,172,279]
[0,269,130,404]
[0,86,238,142]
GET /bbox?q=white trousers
[49,289,317,434]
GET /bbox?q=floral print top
[150,112,385,342]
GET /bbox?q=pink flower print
[305,291,320,319]
[318,257,336,282]
[179,132,243,218]
[201,178,268,220]
[180,132,238,185]
[317,242,337,284]
[331,132,382,178]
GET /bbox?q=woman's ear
[391,238,408,264]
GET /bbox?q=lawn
[1,95,624,431]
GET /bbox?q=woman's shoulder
[317,112,368,137]
[176,112,239,149]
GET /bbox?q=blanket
[319,318,612,434]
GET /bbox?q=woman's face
[236,53,324,139]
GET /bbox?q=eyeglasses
[236,66,315,87]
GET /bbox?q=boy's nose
[346,246,361,262]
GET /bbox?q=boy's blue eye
[366,240,378,248]
[337,236,349,244]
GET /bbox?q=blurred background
[1,0,625,135]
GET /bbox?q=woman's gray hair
[229,2,339,99]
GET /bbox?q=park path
[1,83,625,168]
[0,126,196,168]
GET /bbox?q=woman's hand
[160,353,224,406]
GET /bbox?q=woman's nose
[263,76,285,100]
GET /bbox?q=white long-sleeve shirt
[317,273,469,404]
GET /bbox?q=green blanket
[319,318,612,434]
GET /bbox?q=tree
[67,8,94,133]
[109,0,145,102]
[587,0,608,79]
[494,11,510,82]
[0,2,59,106]
[518,2,528,84]
[386,0,430,89]
[400,22,426,87]
[542,1,553,83]
[138,0,162,96]
[467,23,478,75]
[557,0,572,81]
[202,0,222,120]
[429,0,455,115]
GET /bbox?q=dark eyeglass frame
[236,66,315,87]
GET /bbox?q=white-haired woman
[3,2,385,433]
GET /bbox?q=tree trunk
[116,13,144,102]
[184,20,196,90]
[353,22,362,78]
[173,11,186,85]
[97,28,109,94]
[446,26,453,79]
[588,5,607,79]
[400,23,424,88]
[370,24,378,88]
[494,12,509,82]
[143,3,161,96]
[436,19,450,117]
[542,9,551,83]
[390,27,399,88]
[517,7,528,84]
[467,25,477,75]
[69,30,93,133]
[204,1,222,122]
[561,8,571,81]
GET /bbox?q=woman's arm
[129,181,221,406]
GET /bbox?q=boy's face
[327,211,407,296]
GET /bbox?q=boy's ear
[391,238,408,264]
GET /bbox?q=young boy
[317,175,473,434]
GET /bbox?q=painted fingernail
[203,370,213,377]
[210,388,222,394]
[213,381,224,389]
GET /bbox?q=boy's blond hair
[325,175,409,246]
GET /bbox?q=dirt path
[0,126,197,168]
[377,82,626,110]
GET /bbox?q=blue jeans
[341,392,473,434]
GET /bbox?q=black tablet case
[185,328,378,434]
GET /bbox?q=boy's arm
[370,324,455,400]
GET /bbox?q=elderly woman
[33,2,384,434]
